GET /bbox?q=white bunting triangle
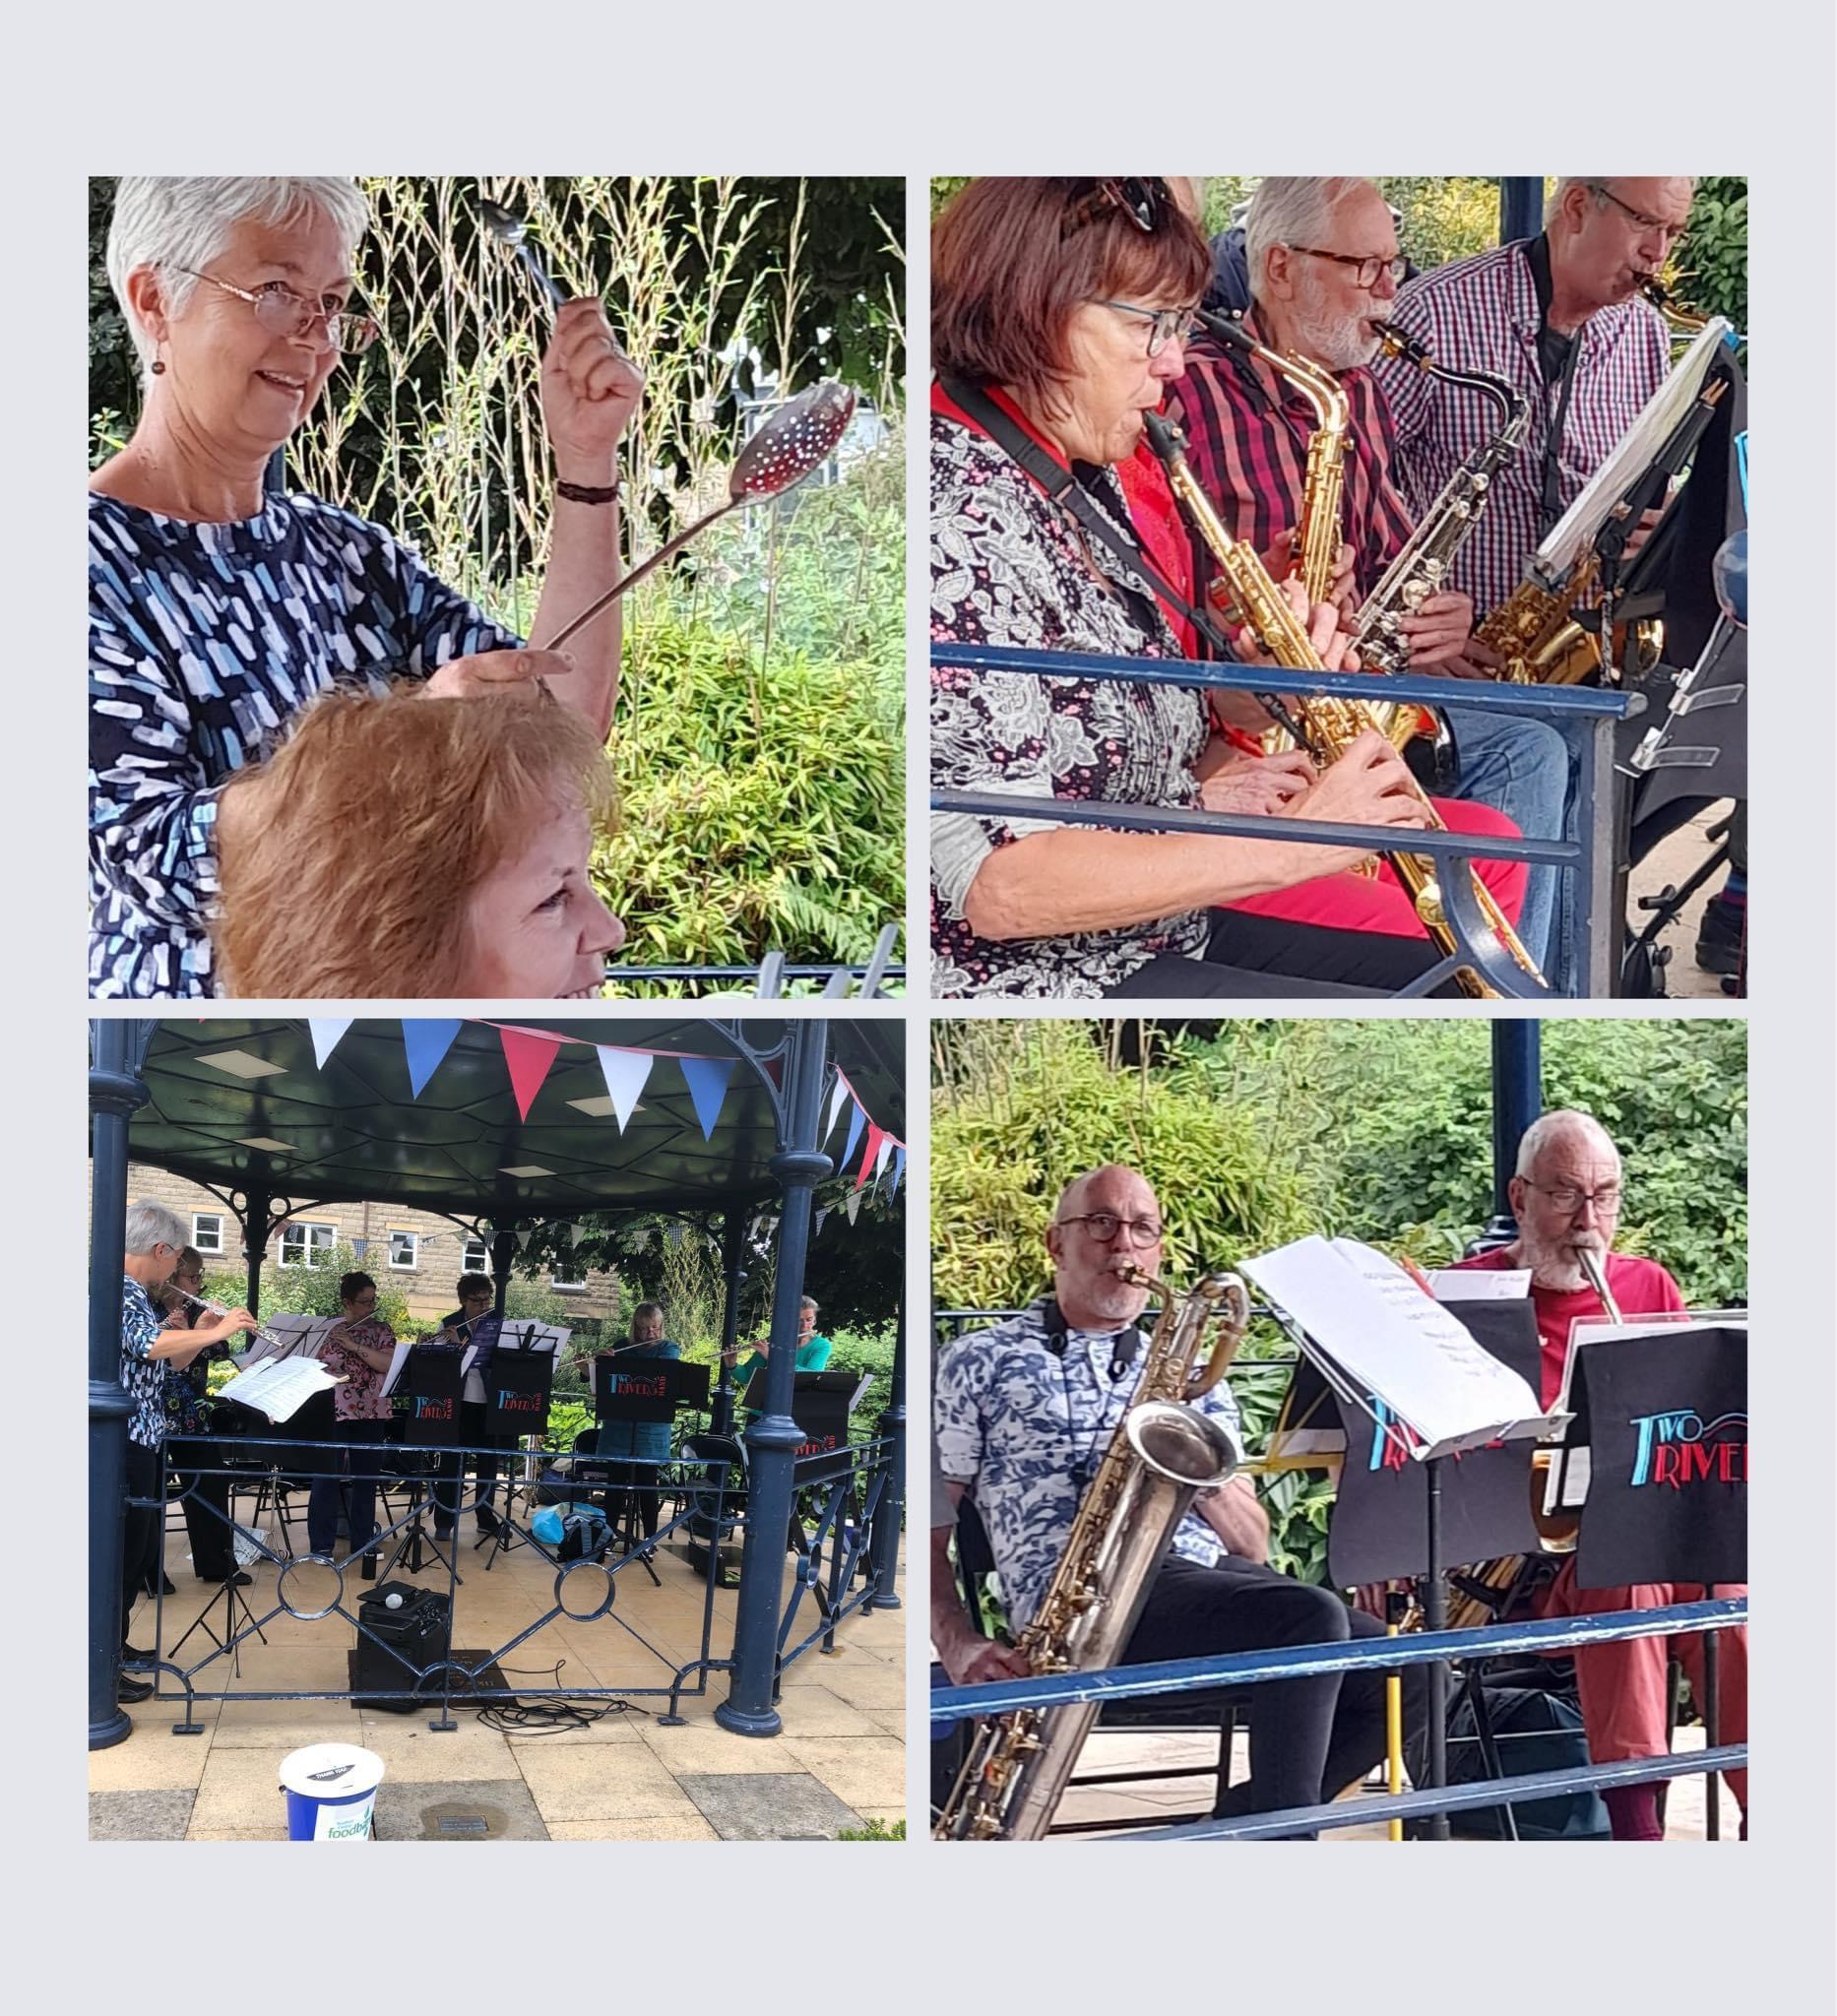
[874,1135,894,1178]
[515,1228,533,1250]
[667,1223,685,1250]
[814,1208,830,1235]
[845,1191,862,1226]
[595,1047,654,1130]
[309,1018,353,1068]
[825,1072,851,1141]
[568,1224,585,1249]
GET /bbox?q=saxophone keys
[1414,881,1447,929]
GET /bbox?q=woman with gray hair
[117,1202,256,1704]
[91,176,643,997]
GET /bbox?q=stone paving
[92,1502,906,1842]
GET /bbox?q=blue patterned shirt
[89,491,520,997]
[120,1278,169,1450]
[934,1297,1245,1632]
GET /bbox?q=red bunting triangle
[499,1028,562,1121]
[855,1121,885,1190]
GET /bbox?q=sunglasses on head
[1064,177,1172,236]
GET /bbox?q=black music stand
[593,1356,712,1585]
[377,1346,465,1586]
[474,1340,558,1568]
[1552,1319,1747,1838]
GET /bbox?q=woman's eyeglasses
[178,268,381,356]
[1287,246,1408,288]
[1093,298,1199,357]
[1065,177,1172,236]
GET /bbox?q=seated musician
[211,685,624,999]
[930,175,1522,1002]
[1450,1107,1747,1841]
[591,1301,681,1551]
[1370,178,1696,986]
[1163,175,1567,978]
[931,1163,1425,1832]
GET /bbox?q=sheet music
[1532,317,1733,585]
[216,1353,345,1421]
[380,1342,415,1398]
[494,1321,570,1355]
[1242,1236,1555,1459]
[1429,1268,1531,1301]
[233,1312,341,1367]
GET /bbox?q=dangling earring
[151,356,166,376]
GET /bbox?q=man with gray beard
[1449,1108,1747,1840]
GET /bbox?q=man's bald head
[1046,1165,1164,1330]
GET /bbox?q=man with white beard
[1164,175,1573,983]
[1450,1107,1748,1840]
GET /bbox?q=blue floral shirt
[934,1297,1245,1632]
[89,490,520,997]
[120,1278,169,1450]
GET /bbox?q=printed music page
[1243,1235,1552,1457]
[216,1353,345,1422]
[1427,1267,1531,1300]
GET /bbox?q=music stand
[473,1325,564,1568]
[593,1356,712,1584]
[376,1346,465,1585]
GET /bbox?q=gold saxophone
[1145,411,1547,1001]
[935,1265,1248,1841]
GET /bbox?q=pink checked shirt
[1370,239,1672,620]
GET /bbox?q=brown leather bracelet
[555,476,621,505]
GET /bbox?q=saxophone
[935,1265,1248,1841]
[1351,324,1530,680]
[1196,310,1348,754]
[1145,410,1547,1001]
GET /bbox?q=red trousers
[1223,797,1528,938]
[1541,1560,1748,1812]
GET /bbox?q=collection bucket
[278,1743,386,1841]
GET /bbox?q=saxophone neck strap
[1044,1298,1144,1382]
[938,374,1231,658]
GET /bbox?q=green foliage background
[933,1019,1746,1581]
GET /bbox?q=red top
[1111,444,1199,661]
[1449,1248,1689,1409]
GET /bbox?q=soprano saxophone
[935,1266,1248,1842]
[1145,410,1547,1000]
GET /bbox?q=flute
[159,1281,296,1356]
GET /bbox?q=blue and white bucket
[278,1743,385,1841]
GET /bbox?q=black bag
[354,1582,452,1714]
[1408,1682,1612,1840]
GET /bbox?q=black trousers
[120,1441,162,1651]
[433,1402,509,1531]
[167,1435,236,1581]
[1106,915,1455,1000]
[1121,1556,1426,1831]
[603,1460,663,1542]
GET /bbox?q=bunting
[855,1122,886,1191]
[500,1028,562,1121]
[841,1102,866,1174]
[845,1191,862,1227]
[888,1149,906,1201]
[679,1055,737,1142]
[596,1047,654,1130]
[402,1020,462,1100]
[309,1019,352,1068]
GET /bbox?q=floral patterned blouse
[322,1316,398,1422]
[930,400,1212,999]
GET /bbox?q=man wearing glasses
[1164,175,1573,983]
[1449,1107,1747,1840]
[932,1162,1423,1832]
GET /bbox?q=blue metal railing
[931,642,1635,996]
[932,1598,1747,1840]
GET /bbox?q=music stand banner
[1325,1300,1545,1587]
[486,1352,553,1436]
[402,1348,463,1447]
[790,1372,867,1484]
[595,1359,674,1423]
[1574,1325,1747,1590]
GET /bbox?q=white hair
[800,1294,819,1314]
[1243,177,1377,305]
[124,1199,189,1257]
[106,176,370,380]
[1514,1109,1621,1179]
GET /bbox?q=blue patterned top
[89,490,520,997]
[934,1298,1245,1632]
[120,1278,169,1450]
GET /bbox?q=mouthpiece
[1142,410,1181,463]
[1371,318,1430,370]
[1196,306,1255,352]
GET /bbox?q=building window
[463,1237,489,1274]
[550,1263,589,1292]
[280,1221,335,1269]
[192,1213,224,1254]
[388,1231,419,1271]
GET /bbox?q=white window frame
[192,1213,224,1255]
[463,1237,490,1274]
[550,1262,589,1292]
[387,1231,420,1272]
[280,1221,335,1269]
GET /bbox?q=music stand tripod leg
[1701,1590,1721,1841]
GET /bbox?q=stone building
[123,1163,621,1326]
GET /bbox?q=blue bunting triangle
[841,1102,866,1172]
[678,1055,737,1141]
[888,1148,906,1201]
[402,1019,462,1099]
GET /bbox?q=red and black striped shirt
[1165,310,1417,609]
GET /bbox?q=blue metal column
[90,1020,155,1750]
[490,1228,517,1318]
[711,1209,745,1437]
[717,1020,833,1735]
[1499,177,1544,245]
[867,1294,907,1608]
[1484,1022,1544,1243]
[242,1191,272,1317]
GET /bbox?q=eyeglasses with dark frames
[1064,177,1172,236]
[177,268,381,356]
[1585,183,1689,248]
[1285,245,1408,288]
[1056,1211,1165,1247]
[1527,1181,1623,1214]
[1092,298,1200,357]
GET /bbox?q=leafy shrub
[1673,176,1746,339]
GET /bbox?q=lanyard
[1537,327,1582,538]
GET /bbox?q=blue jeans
[1442,703,1575,993]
